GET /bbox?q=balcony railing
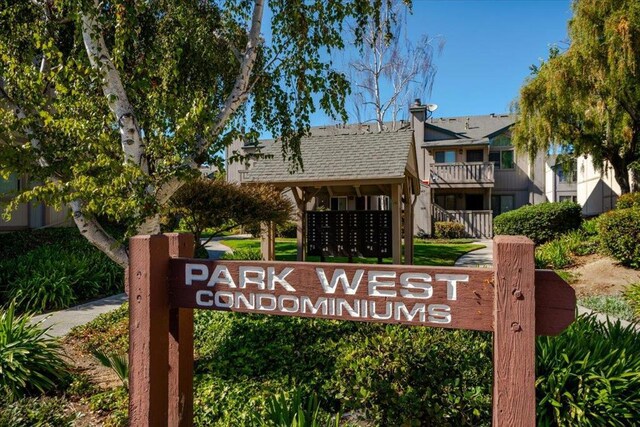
[429,162,494,187]
[432,204,493,239]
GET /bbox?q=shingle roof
[425,114,515,141]
[244,129,414,184]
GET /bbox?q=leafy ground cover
[220,238,484,266]
[0,228,124,314]
[66,304,640,426]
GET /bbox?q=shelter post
[403,179,414,264]
[129,235,171,427]
[167,233,195,427]
[260,221,276,261]
[391,183,402,264]
[493,235,536,426]
[293,187,306,261]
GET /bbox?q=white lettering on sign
[316,268,363,294]
[435,274,469,301]
[399,272,433,299]
[368,270,397,297]
[186,264,208,285]
[208,265,236,288]
[184,264,470,325]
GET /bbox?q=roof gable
[244,129,417,185]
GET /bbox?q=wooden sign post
[128,234,575,427]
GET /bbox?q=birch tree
[0,0,402,267]
[350,1,442,131]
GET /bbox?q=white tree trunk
[69,200,129,267]
[81,2,147,173]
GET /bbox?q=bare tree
[350,2,444,131]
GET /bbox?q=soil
[61,338,122,426]
[566,254,640,298]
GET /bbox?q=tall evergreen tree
[513,0,640,194]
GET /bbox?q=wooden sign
[167,260,573,335]
[127,234,576,427]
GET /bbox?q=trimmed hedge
[616,192,640,209]
[434,221,466,239]
[598,207,640,268]
[493,202,582,244]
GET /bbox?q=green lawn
[220,238,483,266]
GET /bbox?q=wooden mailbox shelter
[128,233,576,427]
[241,129,420,264]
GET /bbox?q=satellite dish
[427,104,438,112]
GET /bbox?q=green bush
[221,248,263,260]
[535,239,572,269]
[434,221,466,239]
[0,245,123,313]
[75,303,640,426]
[616,192,640,209]
[276,221,298,239]
[0,228,124,314]
[623,283,640,320]
[0,304,70,401]
[493,202,582,244]
[536,315,640,426]
[329,327,492,425]
[598,207,640,268]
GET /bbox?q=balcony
[428,162,494,188]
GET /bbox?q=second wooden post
[493,235,536,426]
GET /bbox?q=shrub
[221,248,263,260]
[536,315,640,426]
[535,239,572,269]
[0,245,123,313]
[598,207,640,268]
[616,192,640,209]
[623,283,640,320]
[276,221,298,238]
[0,304,70,401]
[328,327,492,425]
[251,389,340,427]
[493,202,582,244]
[434,221,466,239]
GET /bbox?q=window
[491,195,515,216]
[0,174,19,194]
[559,195,577,203]
[435,150,456,164]
[489,134,512,147]
[557,167,577,183]
[489,149,514,170]
[330,197,347,211]
[435,194,457,210]
[466,149,484,162]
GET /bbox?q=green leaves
[0,303,70,401]
[513,0,640,194]
[536,315,640,426]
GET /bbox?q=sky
[311,0,574,124]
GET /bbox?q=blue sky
[311,0,573,124]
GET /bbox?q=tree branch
[69,200,128,267]
[80,1,148,173]
[199,0,265,155]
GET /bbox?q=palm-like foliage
[0,303,69,401]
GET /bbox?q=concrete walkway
[454,239,493,267]
[30,236,240,338]
[31,293,128,338]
